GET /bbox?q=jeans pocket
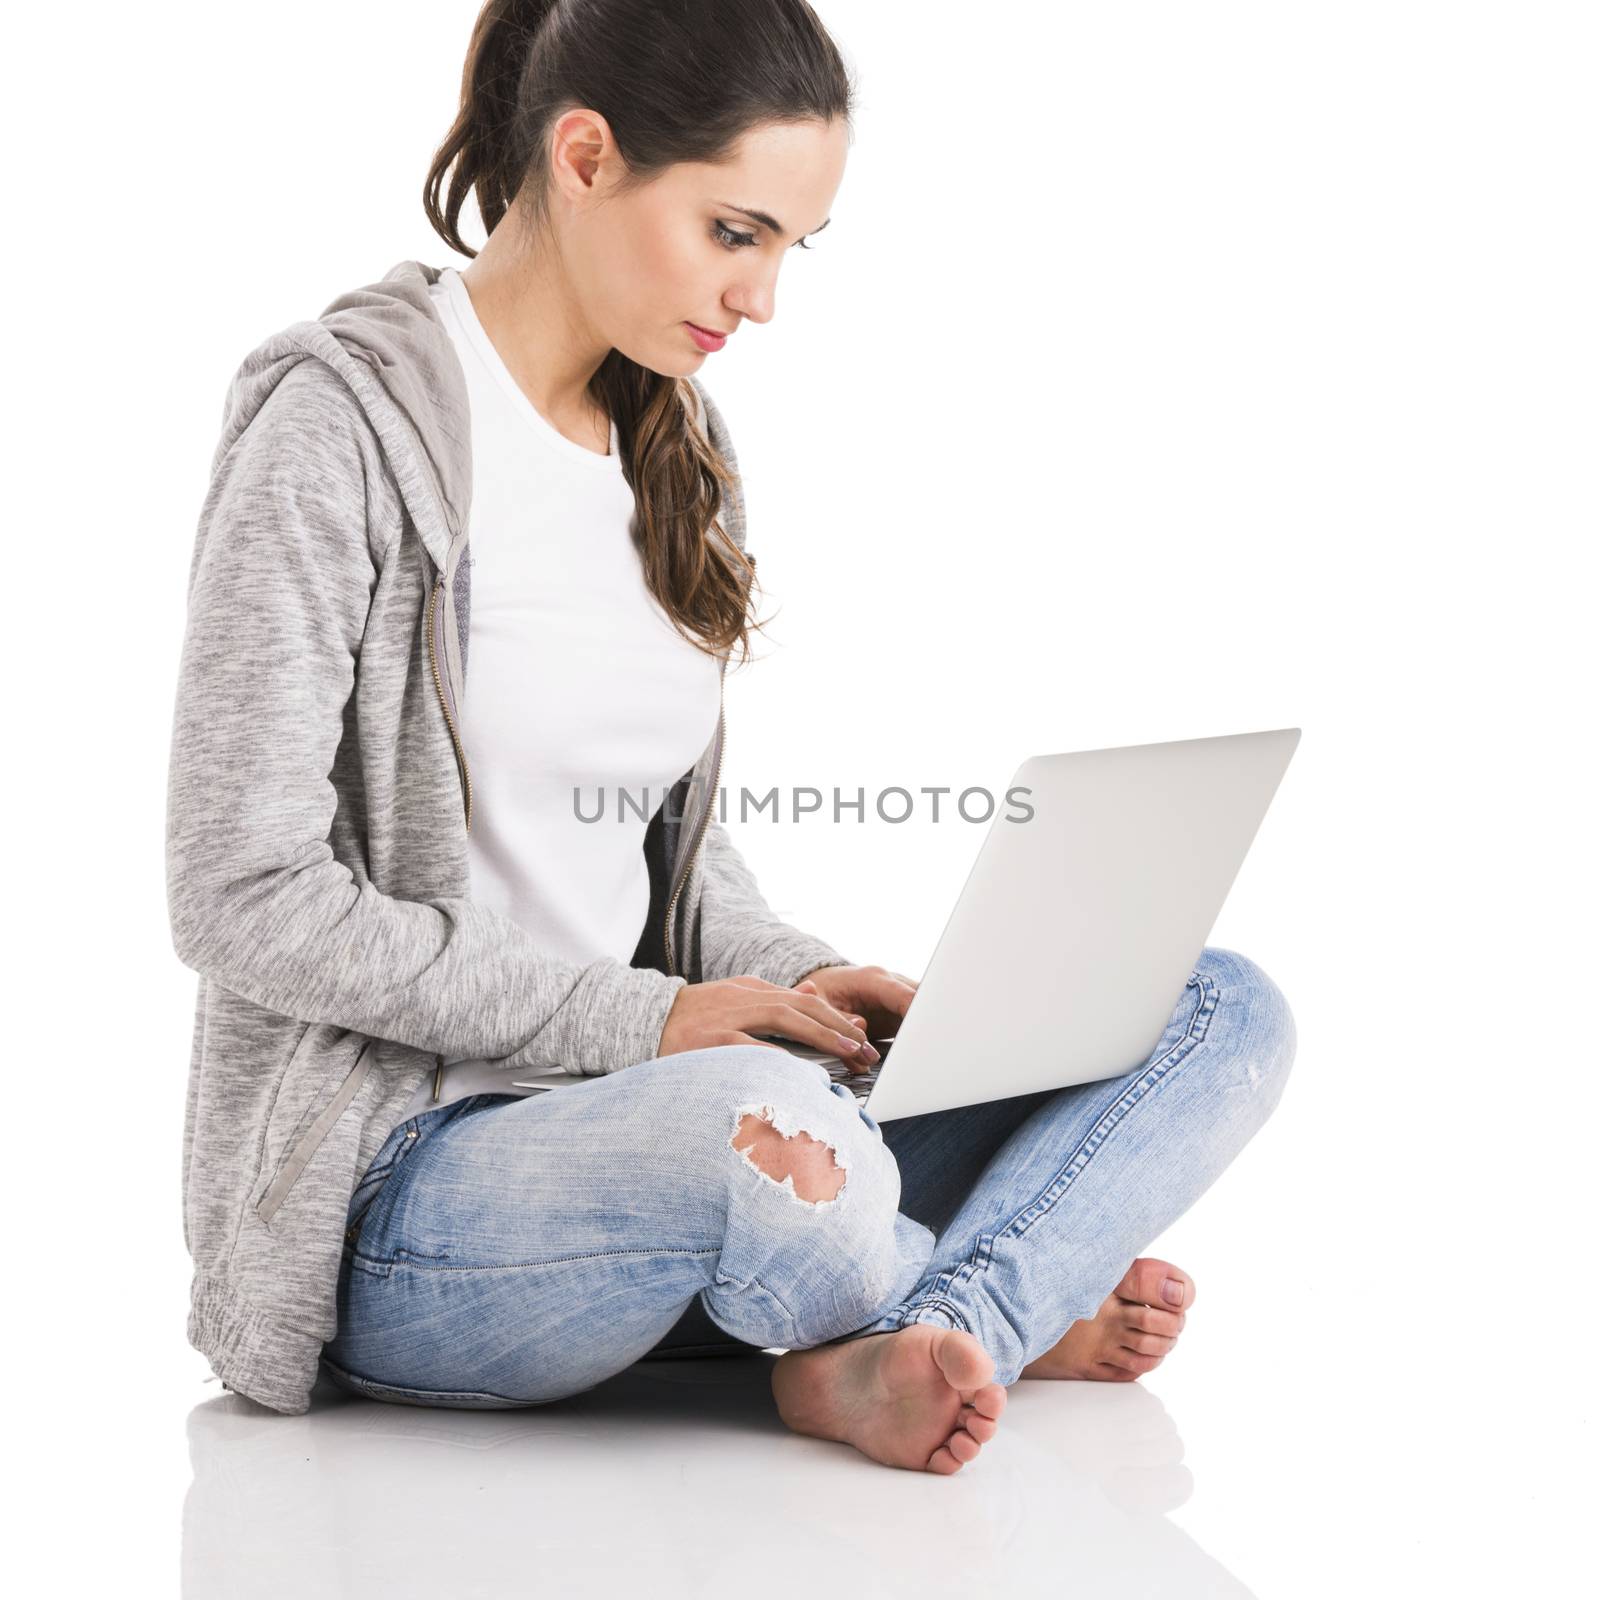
[342,1095,496,1249]
[343,1155,399,1239]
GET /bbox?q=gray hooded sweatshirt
[166,258,851,1415]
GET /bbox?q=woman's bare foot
[1020,1258,1195,1382]
[771,1325,1008,1474]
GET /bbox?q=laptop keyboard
[514,1040,891,1099]
[766,1038,893,1099]
[825,1059,881,1099]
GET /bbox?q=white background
[10,1,1594,1593]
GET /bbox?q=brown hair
[424,0,855,665]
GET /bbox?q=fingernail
[1162,1278,1185,1306]
[837,1034,862,1052]
[860,1043,880,1064]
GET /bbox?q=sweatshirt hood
[207,256,728,724]
[211,259,470,578]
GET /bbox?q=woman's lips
[685,321,728,352]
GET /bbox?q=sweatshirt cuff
[769,951,855,989]
[568,962,688,1076]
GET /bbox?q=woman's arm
[166,362,685,1077]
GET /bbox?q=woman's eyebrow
[716,202,832,241]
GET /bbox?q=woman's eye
[713,221,818,252]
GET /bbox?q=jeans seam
[1000,972,1218,1242]
[737,1274,799,1345]
[382,1245,725,1273]
[320,1353,539,1408]
[935,973,1220,1305]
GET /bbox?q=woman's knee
[691,1047,908,1327]
[730,1104,848,1202]
[724,1048,892,1168]
[1193,946,1298,1106]
[631,1045,898,1205]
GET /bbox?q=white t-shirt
[393,268,722,1124]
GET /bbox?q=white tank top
[393,268,721,1123]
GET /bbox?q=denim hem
[895,1300,969,1331]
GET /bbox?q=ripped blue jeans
[319,946,1296,1406]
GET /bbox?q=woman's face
[561,116,850,376]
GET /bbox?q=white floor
[35,949,1593,1595]
[167,1214,1589,1598]
[183,1358,1245,1597]
[25,1012,1581,1596]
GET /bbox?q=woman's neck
[457,227,612,452]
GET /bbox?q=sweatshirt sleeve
[165,361,685,1077]
[693,816,854,988]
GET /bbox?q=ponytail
[424,0,559,255]
[423,0,855,665]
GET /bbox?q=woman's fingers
[743,1000,875,1068]
[794,978,865,1030]
[749,988,867,1043]
[846,969,917,1033]
[694,977,875,1059]
[658,975,891,1063]
[762,996,869,1048]
[736,976,859,1024]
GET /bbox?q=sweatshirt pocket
[254,1027,375,1226]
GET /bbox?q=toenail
[1161,1277,1185,1305]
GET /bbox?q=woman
[167,0,1297,1475]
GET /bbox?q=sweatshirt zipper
[427,574,474,833]
[427,570,473,1102]
[664,670,725,979]
[661,555,751,979]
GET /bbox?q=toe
[962,1407,1000,1444]
[1122,1302,1185,1337]
[966,1380,1008,1419]
[1122,1331,1178,1358]
[1116,1258,1195,1311]
[932,1328,996,1392]
[946,1427,982,1464]
[927,1444,964,1474]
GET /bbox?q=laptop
[752,727,1300,1120]
[518,727,1300,1123]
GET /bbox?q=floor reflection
[183,1357,1253,1597]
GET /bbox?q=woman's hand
[658,975,879,1067]
[792,964,920,1050]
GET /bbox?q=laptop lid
[861,727,1301,1122]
